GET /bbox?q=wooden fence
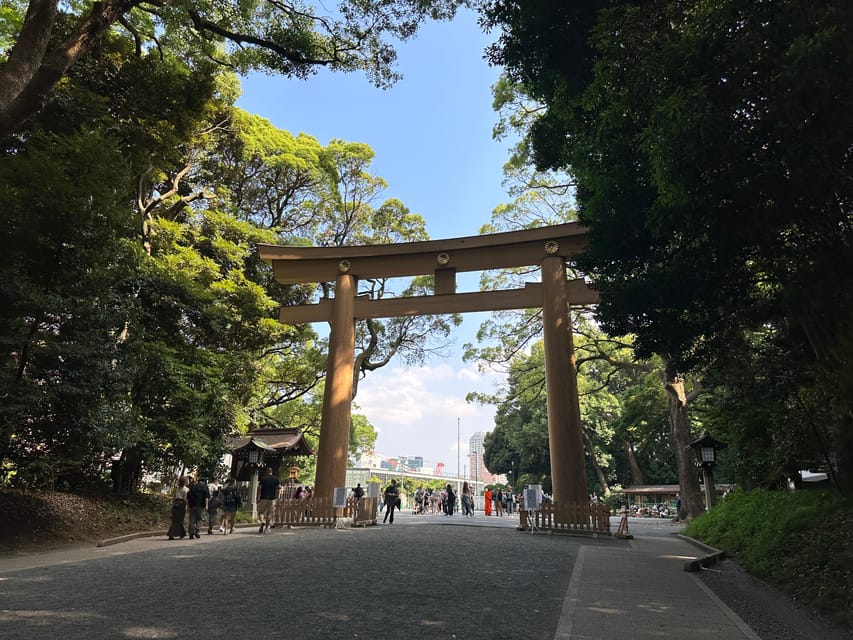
[274,496,378,528]
[519,501,611,536]
[350,497,378,527]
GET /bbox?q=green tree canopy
[0,0,468,137]
[1,12,458,491]
[480,0,853,489]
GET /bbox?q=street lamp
[690,431,728,510]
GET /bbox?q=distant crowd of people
[168,472,535,538]
[627,503,672,518]
[378,480,520,521]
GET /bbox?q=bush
[685,488,853,630]
[685,489,843,574]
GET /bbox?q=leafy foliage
[2,2,473,490]
[0,27,304,487]
[685,488,853,628]
[0,0,468,136]
[480,0,853,489]
[479,327,678,496]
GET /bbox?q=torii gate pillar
[313,272,356,498]
[542,256,588,505]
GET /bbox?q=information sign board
[333,487,348,508]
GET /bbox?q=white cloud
[355,363,504,469]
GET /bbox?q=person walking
[257,467,280,533]
[461,481,473,517]
[207,489,222,535]
[168,476,190,540]
[186,476,210,539]
[414,485,426,514]
[383,479,400,524]
[495,488,504,517]
[484,487,493,516]
[220,477,242,534]
[444,483,456,516]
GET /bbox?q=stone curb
[96,522,258,547]
[676,532,727,572]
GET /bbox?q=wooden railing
[519,500,611,535]
[274,496,378,528]
[351,497,378,526]
[275,496,335,526]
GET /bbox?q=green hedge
[683,488,848,576]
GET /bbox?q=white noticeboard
[524,488,541,511]
[333,487,348,508]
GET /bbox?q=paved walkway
[556,528,759,639]
[0,513,764,639]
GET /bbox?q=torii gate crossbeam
[258,222,597,508]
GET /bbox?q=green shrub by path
[685,488,853,630]
[685,488,841,573]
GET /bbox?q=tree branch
[187,9,337,68]
[0,0,143,138]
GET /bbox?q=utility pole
[457,417,461,496]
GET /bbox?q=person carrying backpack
[219,477,242,534]
[186,476,210,539]
[207,489,222,535]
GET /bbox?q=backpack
[187,483,207,507]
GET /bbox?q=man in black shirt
[257,468,280,533]
[186,477,210,539]
[382,480,399,524]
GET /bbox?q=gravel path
[697,558,850,640]
[0,513,596,639]
[1,513,849,639]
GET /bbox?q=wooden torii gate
[258,222,598,507]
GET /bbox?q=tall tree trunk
[797,313,853,490]
[623,439,646,486]
[0,0,139,138]
[831,412,853,491]
[0,416,14,476]
[0,318,41,469]
[583,431,610,497]
[664,376,704,520]
[111,448,142,494]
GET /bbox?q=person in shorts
[257,467,280,533]
[220,477,241,534]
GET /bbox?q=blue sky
[237,9,514,473]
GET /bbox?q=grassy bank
[1,488,259,553]
[684,488,853,631]
[0,489,174,552]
